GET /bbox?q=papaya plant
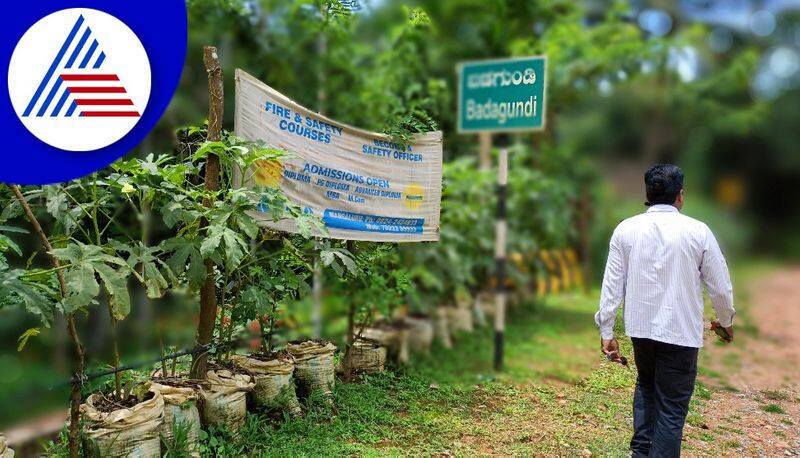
[115,127,323,372]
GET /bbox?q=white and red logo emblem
[8,8,151,151]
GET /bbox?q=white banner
[234,69,443,242]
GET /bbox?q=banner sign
[234,69,443,242]
[457,56,547,133]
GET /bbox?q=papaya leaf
[17,327,40,351]
[0,267,55,326]
[61,264,99,314]
[93,263,131,321]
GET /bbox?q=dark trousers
[630,337,698,458]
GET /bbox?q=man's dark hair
[644,164,684,206]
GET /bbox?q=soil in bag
[434,307,453,349]
[362,320,410,365]
[200,364,255,439]
[338,338,387,377]
[81,390,164,458]
[150,377,202,457]
[230,351,302,418]
[404,314,434,354]
[0,434,14,458]
[286,339,337,402]
[448,306,474,334]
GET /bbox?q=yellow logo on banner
[403,184,424,210]
[253,159,283,188]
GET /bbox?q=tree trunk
[191,46,224,380]
[11,185,84,458]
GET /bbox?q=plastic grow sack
[230,353,302,417]
[150,381,201,457]
[200,369,254,438]
[286,340,336,400]
[404,315,434,354]
[362,325,410,364]
[434,307,453,349]
[0,435,14,458]
[448,307,474,334]
[81,391,165,458]
[339,338,387,375]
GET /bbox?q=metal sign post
[457,56,547,371]
[494,147,508,370]
[457,56,547,133]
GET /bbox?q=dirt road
[688,267,800,456]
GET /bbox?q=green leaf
[114,241,171,299]
[52,242,132,317]
[200,224,224,258]
[0,225,28,234]
[62,265,98,315]
[333,250,357,276]
[17,327,40,351]
[320,250,334,267]
[162,238,206,289]
[236,214,260,239]
[221,228,247,270]
[0,268,55,326]
[93,263,131,321]
[0,234,22,257]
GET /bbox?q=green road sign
[457,56,547,133]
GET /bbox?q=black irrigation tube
[64,343,212,387]
[56,334,263,389]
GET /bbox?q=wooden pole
[11,185,84,458]
[494,148,508,371]
[191,46,223,379]
[478,132,492,170]
[311,28,327,339]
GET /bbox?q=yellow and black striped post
[494,147,508,371]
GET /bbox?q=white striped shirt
[594,204,735,348]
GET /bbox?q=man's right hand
[711,320,734,342]
[601,337,623,362]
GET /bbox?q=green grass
[46,261,780,457]
[761,403,786,414]
[193,271,787,457]
[187,293,639,457]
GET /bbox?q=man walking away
[594,164,735,457]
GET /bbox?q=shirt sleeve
[595,227,627,339]
[700,226,735,327]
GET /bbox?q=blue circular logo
[2,1,187,184]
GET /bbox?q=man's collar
[647,204,679,213]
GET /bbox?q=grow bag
[286,340,336,400]
[230,353,302,417]
[0,435,13,458]
[404,315,434,354]
[448,307,474,334]
[477,291,495,321]
[362,323,410,364]
[81,391,165,458]
[434,307,453,348]
[150,381,201,457]
[339,338,387,375]
[200,369,254,438]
